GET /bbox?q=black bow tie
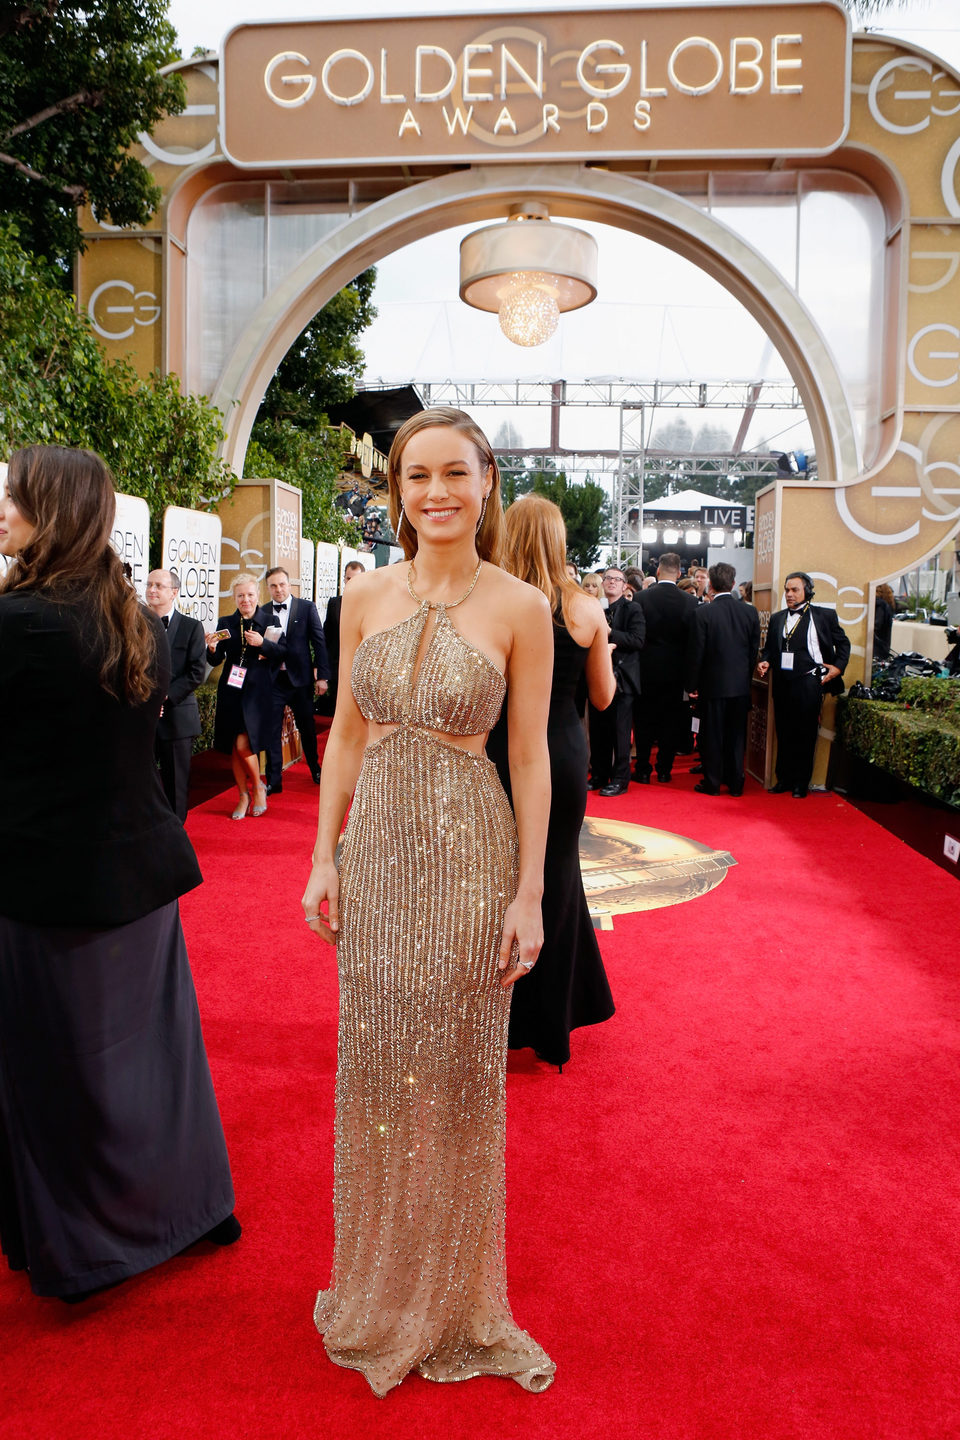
[161,615,169,629]
[274,602,287,612]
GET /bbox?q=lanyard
[783,606,807,651]
[237,613,256,665]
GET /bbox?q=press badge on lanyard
[227,664,247,688]
[781,652,794,671]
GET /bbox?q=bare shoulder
[566,590,605,630]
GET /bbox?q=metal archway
[209,163,859,486]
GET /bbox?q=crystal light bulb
[498,273,560,347]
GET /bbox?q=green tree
[528,468,608,570]
[257,271,378,423]
[0,219,232,553]
[0,2,185,269]
[249,271,378,546]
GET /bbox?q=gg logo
[867,56,960,137]
[88,281,160,341]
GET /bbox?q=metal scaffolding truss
[416,379,803,410]
[359,377,809,556]
[495,450,781,478]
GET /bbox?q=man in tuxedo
[145,569,206,822]
[588,566,645,796]
[634,552,698,784]
[685,562,761,796]
[258,567,330,794]
[322,559,365,712]
[757,570,850,797]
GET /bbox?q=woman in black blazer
[206,573,274,818]
[0,445,238,1302]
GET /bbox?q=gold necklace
[407,559,482,611]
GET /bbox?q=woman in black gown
[488,494,617,1067]
[0,444,238,1302]
[207,573,274,818]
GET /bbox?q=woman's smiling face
[398,426,491,543]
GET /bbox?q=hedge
[839,677,960,809]
[193,683,218,756]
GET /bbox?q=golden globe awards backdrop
[315,542,340,620]
[217,479,303,601]
[162,506,222,627]
[300,539,315,601]
[111,493,150,599]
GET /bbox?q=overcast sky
[164,2,960,461]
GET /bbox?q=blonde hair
[387,407,505,566]
[502,493,580,626]
[232,572,260,597]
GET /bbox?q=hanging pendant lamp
[459,202,598,348]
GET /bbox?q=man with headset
[756,571,850,797]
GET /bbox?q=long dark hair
[386,407,506,565]
[1,445,157,703]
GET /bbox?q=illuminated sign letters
[221,5,850,166]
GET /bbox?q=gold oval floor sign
[580,817,736,927]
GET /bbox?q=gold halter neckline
[406,560,482,611]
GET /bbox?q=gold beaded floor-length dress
[313,570,555,1397]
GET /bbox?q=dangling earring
[397,499,406,537]
[476,493,488,534]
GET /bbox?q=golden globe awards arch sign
[220,4,850,167]
[162,506,222,627]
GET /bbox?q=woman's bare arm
[302,579,372,944]
[499,585,553,987]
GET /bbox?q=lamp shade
[459,216,598,315]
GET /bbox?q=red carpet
[2,756,959,1440]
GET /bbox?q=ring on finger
[516,958,535,971]
[304,914,321,922]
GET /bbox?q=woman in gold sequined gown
[302,409,556,1397]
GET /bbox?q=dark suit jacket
[637,581,698,696]
[0,594,201,927]
[686,591,761,699]
[606,596,646,696]
[759,605,851,695]
[258,596,330,688]
[323,595,342,695]
[156,609,205,740]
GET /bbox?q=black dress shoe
[691,763,703,774]
[728,786,744,798]
[792,787,808,798]
[769,781,791,794]
[586,779,605,791]
[308,767,322,784]
[694,782,720,795]
[656,772,671,783]
[598,783,629,797]
[634,773,650,784]
[265,781,283,796]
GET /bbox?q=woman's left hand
[244,628,263,647]
[498,893,543,988]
